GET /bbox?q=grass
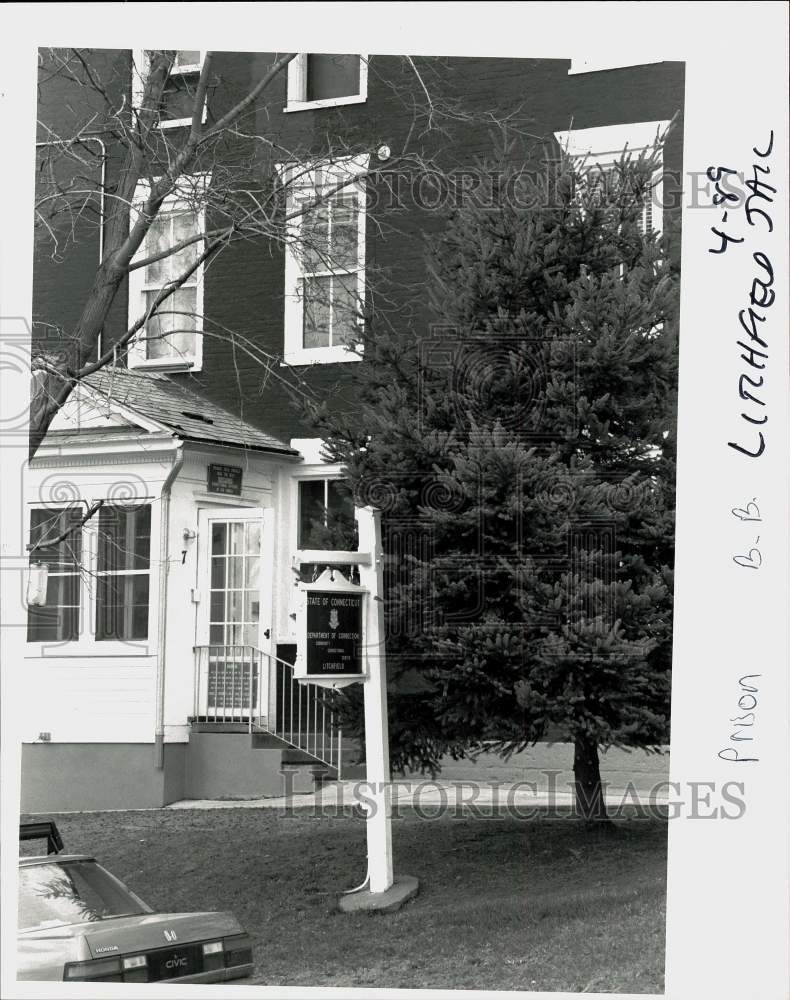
[22,807,667,993]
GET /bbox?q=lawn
[23,807,667,993]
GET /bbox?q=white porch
[21,368,356,811]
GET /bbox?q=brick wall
[33,52,684,444]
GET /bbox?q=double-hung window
[26,502,153,647]
[294,476,357,593]
[554,121,671,236]
[132,50,208,129]
[26,507,83,643]
[128,178,208,371]
[95,504,152,641]
[281,156,368,365]
[297,477,355,549]
[286,54,368,112]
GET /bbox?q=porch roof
[82,369,299,457]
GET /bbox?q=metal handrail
[192,644,342,772]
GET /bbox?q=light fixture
[27,564,49,606]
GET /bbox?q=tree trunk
[573,733,609,822]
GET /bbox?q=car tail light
[63,957,123,982]
[202,940,224,972]
[222,933,253,969]
[63,954,150,983]
[122,954,149,983]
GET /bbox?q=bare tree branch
[27,500,105,554]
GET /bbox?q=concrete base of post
[337,875,419,914]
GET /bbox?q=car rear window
[19,861,146,931]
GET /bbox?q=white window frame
[170,49,205,75]
[25,500,154,656]
[94,503,152,643]
[278,155,368,366]
[285,54,368,113]
[131,49,208,130]
[296,474,351,550]
[127,175,210,373]
[288,460,349,632]
[553,121,671,236]
[26,506,83,645]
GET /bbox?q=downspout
[155,444,184,769]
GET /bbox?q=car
[18,821,254,983]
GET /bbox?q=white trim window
[285,54,368,112]
[293,473,357,599]
[297,476,355,550]
[26,507,83,643]
[554,121,671,236]
[95,503,152,641]
[280,156,368,366]
[26,501,153,646]
[127,176,209,372]
[132,49,208,129]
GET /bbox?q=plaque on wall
[207,464,243,496]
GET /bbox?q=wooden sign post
[293,505,418,911]
[355,506,393,894]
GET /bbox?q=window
[26,502,152,647]
[95,504,151,641]
[26,507,83,642]
[286,54,368,112]
[300,192,361,349]
[172,50,203,74]
[298,478,355,549]
[296,477,357,587]
[127,177,208,371]
[554,121,670,235]
[18,861,147,933]
[280,156,368,365]
[132,50,208,129]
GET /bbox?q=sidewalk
[166,778,669,811]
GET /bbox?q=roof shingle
[83,369,298,456]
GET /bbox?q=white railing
[193,645,342,773]
[193,645,263,728]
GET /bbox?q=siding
[22,660,158,743]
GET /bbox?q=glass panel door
[196,509,269,722]
[208,519,261,648]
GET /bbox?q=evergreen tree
[304,138,678,820]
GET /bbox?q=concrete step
[184,728,314,799]
[192,721,360,785]
[281,746,330,766]
[250,731,287,750]
[191,722,255,734]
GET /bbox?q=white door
[195,507,273,722]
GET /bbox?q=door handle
[263,628,271,640]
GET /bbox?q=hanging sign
[296,568,367,687]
